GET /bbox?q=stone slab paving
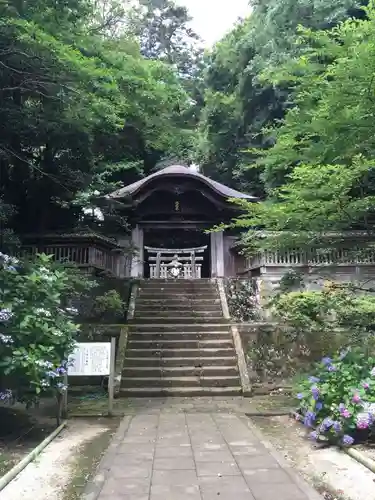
[83,405,321,500]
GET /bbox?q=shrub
[0,252,82,408]
[225,279,259,322]
[295,347,375,446]
[93,290,125,319]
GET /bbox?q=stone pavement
[83,406,321,500]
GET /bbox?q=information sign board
[68,342,111,376]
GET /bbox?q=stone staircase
[120,279,242,396]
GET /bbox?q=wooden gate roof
[106,165,257,201]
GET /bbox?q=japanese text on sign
[68,342,111,376]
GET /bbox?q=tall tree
[0,0,190,242]
[196,0,367,195]
[228,3,375,255]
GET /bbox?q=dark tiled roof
[107,165,257,201]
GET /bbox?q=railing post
[191,251,196,279]
[156,252,161,279]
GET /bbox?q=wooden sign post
[65,338,116,417]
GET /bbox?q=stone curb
[81,415,132,500]
[242,415,322,500]
[217,278,252,396]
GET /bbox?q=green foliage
[226,3,375,256]
[0,0,193,239]
[295,348,375,446]
[246,285,375,385]
[197,0,364,195]
[272,286,375,353]
[93,289,125,318]
[224,279,259,322]
[0,252,83,404]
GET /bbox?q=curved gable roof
[107,165,257,201]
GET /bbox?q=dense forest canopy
[1,0,375,251]
[0,0,199,244]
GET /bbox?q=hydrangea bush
[295,348,375,446]
[0,251,80,408]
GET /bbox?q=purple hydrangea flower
[296,393,304,400]
[328,365,337,372]
[352,393,361,404]
[357,413,372,430]
[315,402,323,411]
[308,376,320,384]
[342,435,354,446]
[339,403,351,418]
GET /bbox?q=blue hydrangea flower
[332,421,342,433]
[321,357,332,366]
[342,435,354,446]
[308,376,320,383]
[0,334,13,344]
[0,389,12,401]
[296,392,304,400]
[309,431,318,441]
[328,365,337,372]
[311,386,320,400]
[0,308,13,322]
[303,411,316,428]
[320,417,334,431]
[315,402,323,411]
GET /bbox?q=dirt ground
[0,418,118,500]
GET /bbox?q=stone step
[138,281,215,288]
[135,304,222,312]
[129,323,230,332]
[139,285,216,292]
[119,386,242,397]
[136,298,221,304]
[138,293,218,300]
[129,316,227,324]
[125,348,235,358]
[122,365,239,378]
[120,375,240,388]
[133,310,223,318]
[128,331,232,341]
[123,356,238,367]
[128,338,234,349]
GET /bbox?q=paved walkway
[83,407,320,500]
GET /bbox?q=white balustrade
[246,247,375,269]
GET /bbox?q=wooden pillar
[216,231,224,277]
[210,231,224,277]
[131,225,144,278]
